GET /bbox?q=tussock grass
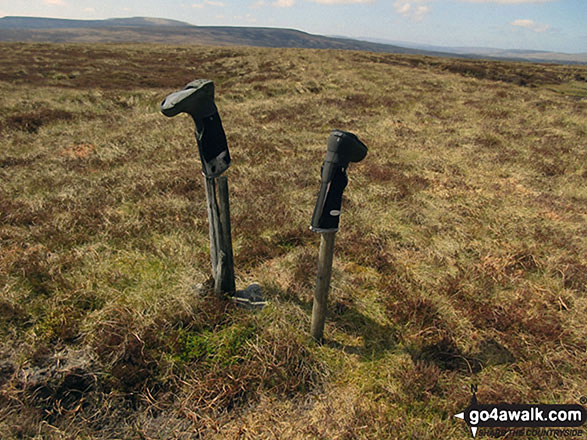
[0,42,586,438]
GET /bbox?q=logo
[455,385,586,438]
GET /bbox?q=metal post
[311,231,336,342]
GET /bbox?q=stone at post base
[230,283,266,310]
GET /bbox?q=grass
[0,42,586,439]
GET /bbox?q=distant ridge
[356,36,587,64]
[0,16,191,29]
[0,16,450,57]
[0,16,584,64]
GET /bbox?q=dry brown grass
[0,42,586,439]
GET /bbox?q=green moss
[176,322,258,367]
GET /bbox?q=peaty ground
[0,42,586,439]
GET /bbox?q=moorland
[0,42,586,439]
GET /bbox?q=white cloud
[193,0,225,8]
[43,0,65,5]
[394,0,431,21]
[255,0,376,7]
[511,18,551,32]
[414,4,429,20]
[84,7,96,13]
[250,0,295,6]
[311,0,376,4]
[396,2,411,13]
[459,0,555,3]
[393,0,555,22]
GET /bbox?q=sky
[0,0,585,53]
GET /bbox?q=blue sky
[0,0,585,52]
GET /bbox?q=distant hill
[0,16,190,29]
[0,16,450,57]
[357,37,587,64]
[449,48,587,64]
[0,16,584,64]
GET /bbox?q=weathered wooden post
[204,175,235,294]
[310,130,368,341]
[161,79,235,296]
[310,230,336,340]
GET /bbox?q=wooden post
[311,231,336,342]
[204,177,219,276]
[216,176,235,294]
[204,175,235,296]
